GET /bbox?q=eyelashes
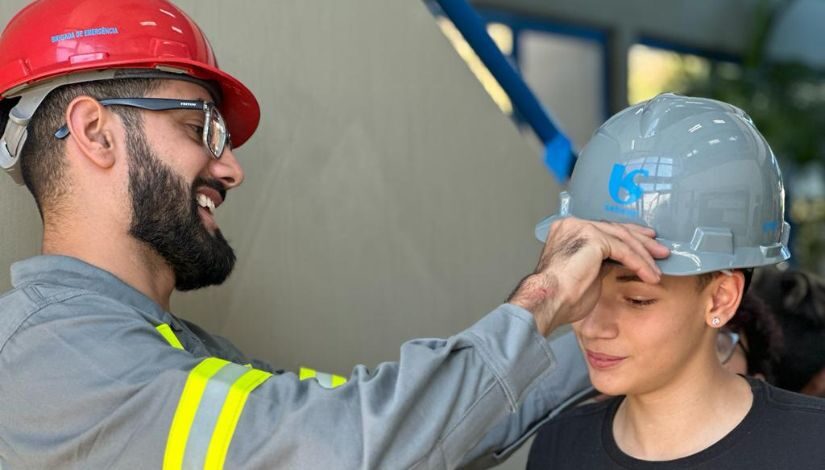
[626,297,657,307]
[187,124,204,139]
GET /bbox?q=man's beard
[126,129,236,291]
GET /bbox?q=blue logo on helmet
[609,164,649,205]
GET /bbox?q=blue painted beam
[435,0,575,181]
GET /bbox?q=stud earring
[712,317,721,327]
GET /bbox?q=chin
[589,370,633,397]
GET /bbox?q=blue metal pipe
[435,0,575,181]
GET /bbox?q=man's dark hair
[15,78,160,217]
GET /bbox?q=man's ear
[64,96,118,170]
[705,271,745,328]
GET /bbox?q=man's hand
[508,217,670,336]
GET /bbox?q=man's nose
[208,146,245,189]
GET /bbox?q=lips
[585,350,627,370]
[193,179,226,231]
[195,186,224,211]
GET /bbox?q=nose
[208,146,245,189]
[576,297,619,340]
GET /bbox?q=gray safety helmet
[535,93,791,275]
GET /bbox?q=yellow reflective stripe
[298,366,347,389]
[299,367,316,381]
[330,374,348,388]
[163,357,229,470]
[203,368,272,469]
[156,324,184,350]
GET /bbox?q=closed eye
[626,297,657,307]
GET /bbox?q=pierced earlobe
[711,316,721,327]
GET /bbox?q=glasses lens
[206,105,227,158]
[715,329,739,364]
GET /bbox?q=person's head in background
[750,267,825,396]
[717,290,784,383]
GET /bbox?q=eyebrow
[615,274,644,283]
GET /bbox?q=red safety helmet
[0,0,260,182]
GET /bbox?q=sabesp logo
[609,164,648,205]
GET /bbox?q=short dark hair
[17,78,160,216]
[696,268,753,293]
[696,271,718,291]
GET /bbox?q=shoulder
[0,282,170,374]
[0,282,102,353]
[750,379,825,442]
[2,283,146,335]
[760,380,825,415]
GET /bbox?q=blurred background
[0,1,823,468]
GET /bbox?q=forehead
[149,79,213,102]
[606,264,697,291]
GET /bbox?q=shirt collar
[11,255,168,320]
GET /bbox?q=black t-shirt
[527,377,825,469]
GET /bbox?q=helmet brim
[535,215,791,276]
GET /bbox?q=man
[0,0,667,468]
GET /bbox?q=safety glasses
[54,98,231,159]
[716,328,749,365]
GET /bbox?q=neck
[42,220,175,310]
[612,355,752,461]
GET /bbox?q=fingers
[614,222,670,258]
[541,217,670,285]
[621,223,657,238]
[593,222,660,275]
[590,221,669,283]
[600,233,660,283]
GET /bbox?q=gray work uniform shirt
[0,256,588,469]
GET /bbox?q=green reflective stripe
[164,357,229,470]
[298,366,347,389]
[156,324,184,350]
[182,363,249,470]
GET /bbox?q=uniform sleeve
[212,304,586,469]
[0,301,586,470]
[458,329,591,469]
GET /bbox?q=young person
[527,93,825,469]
